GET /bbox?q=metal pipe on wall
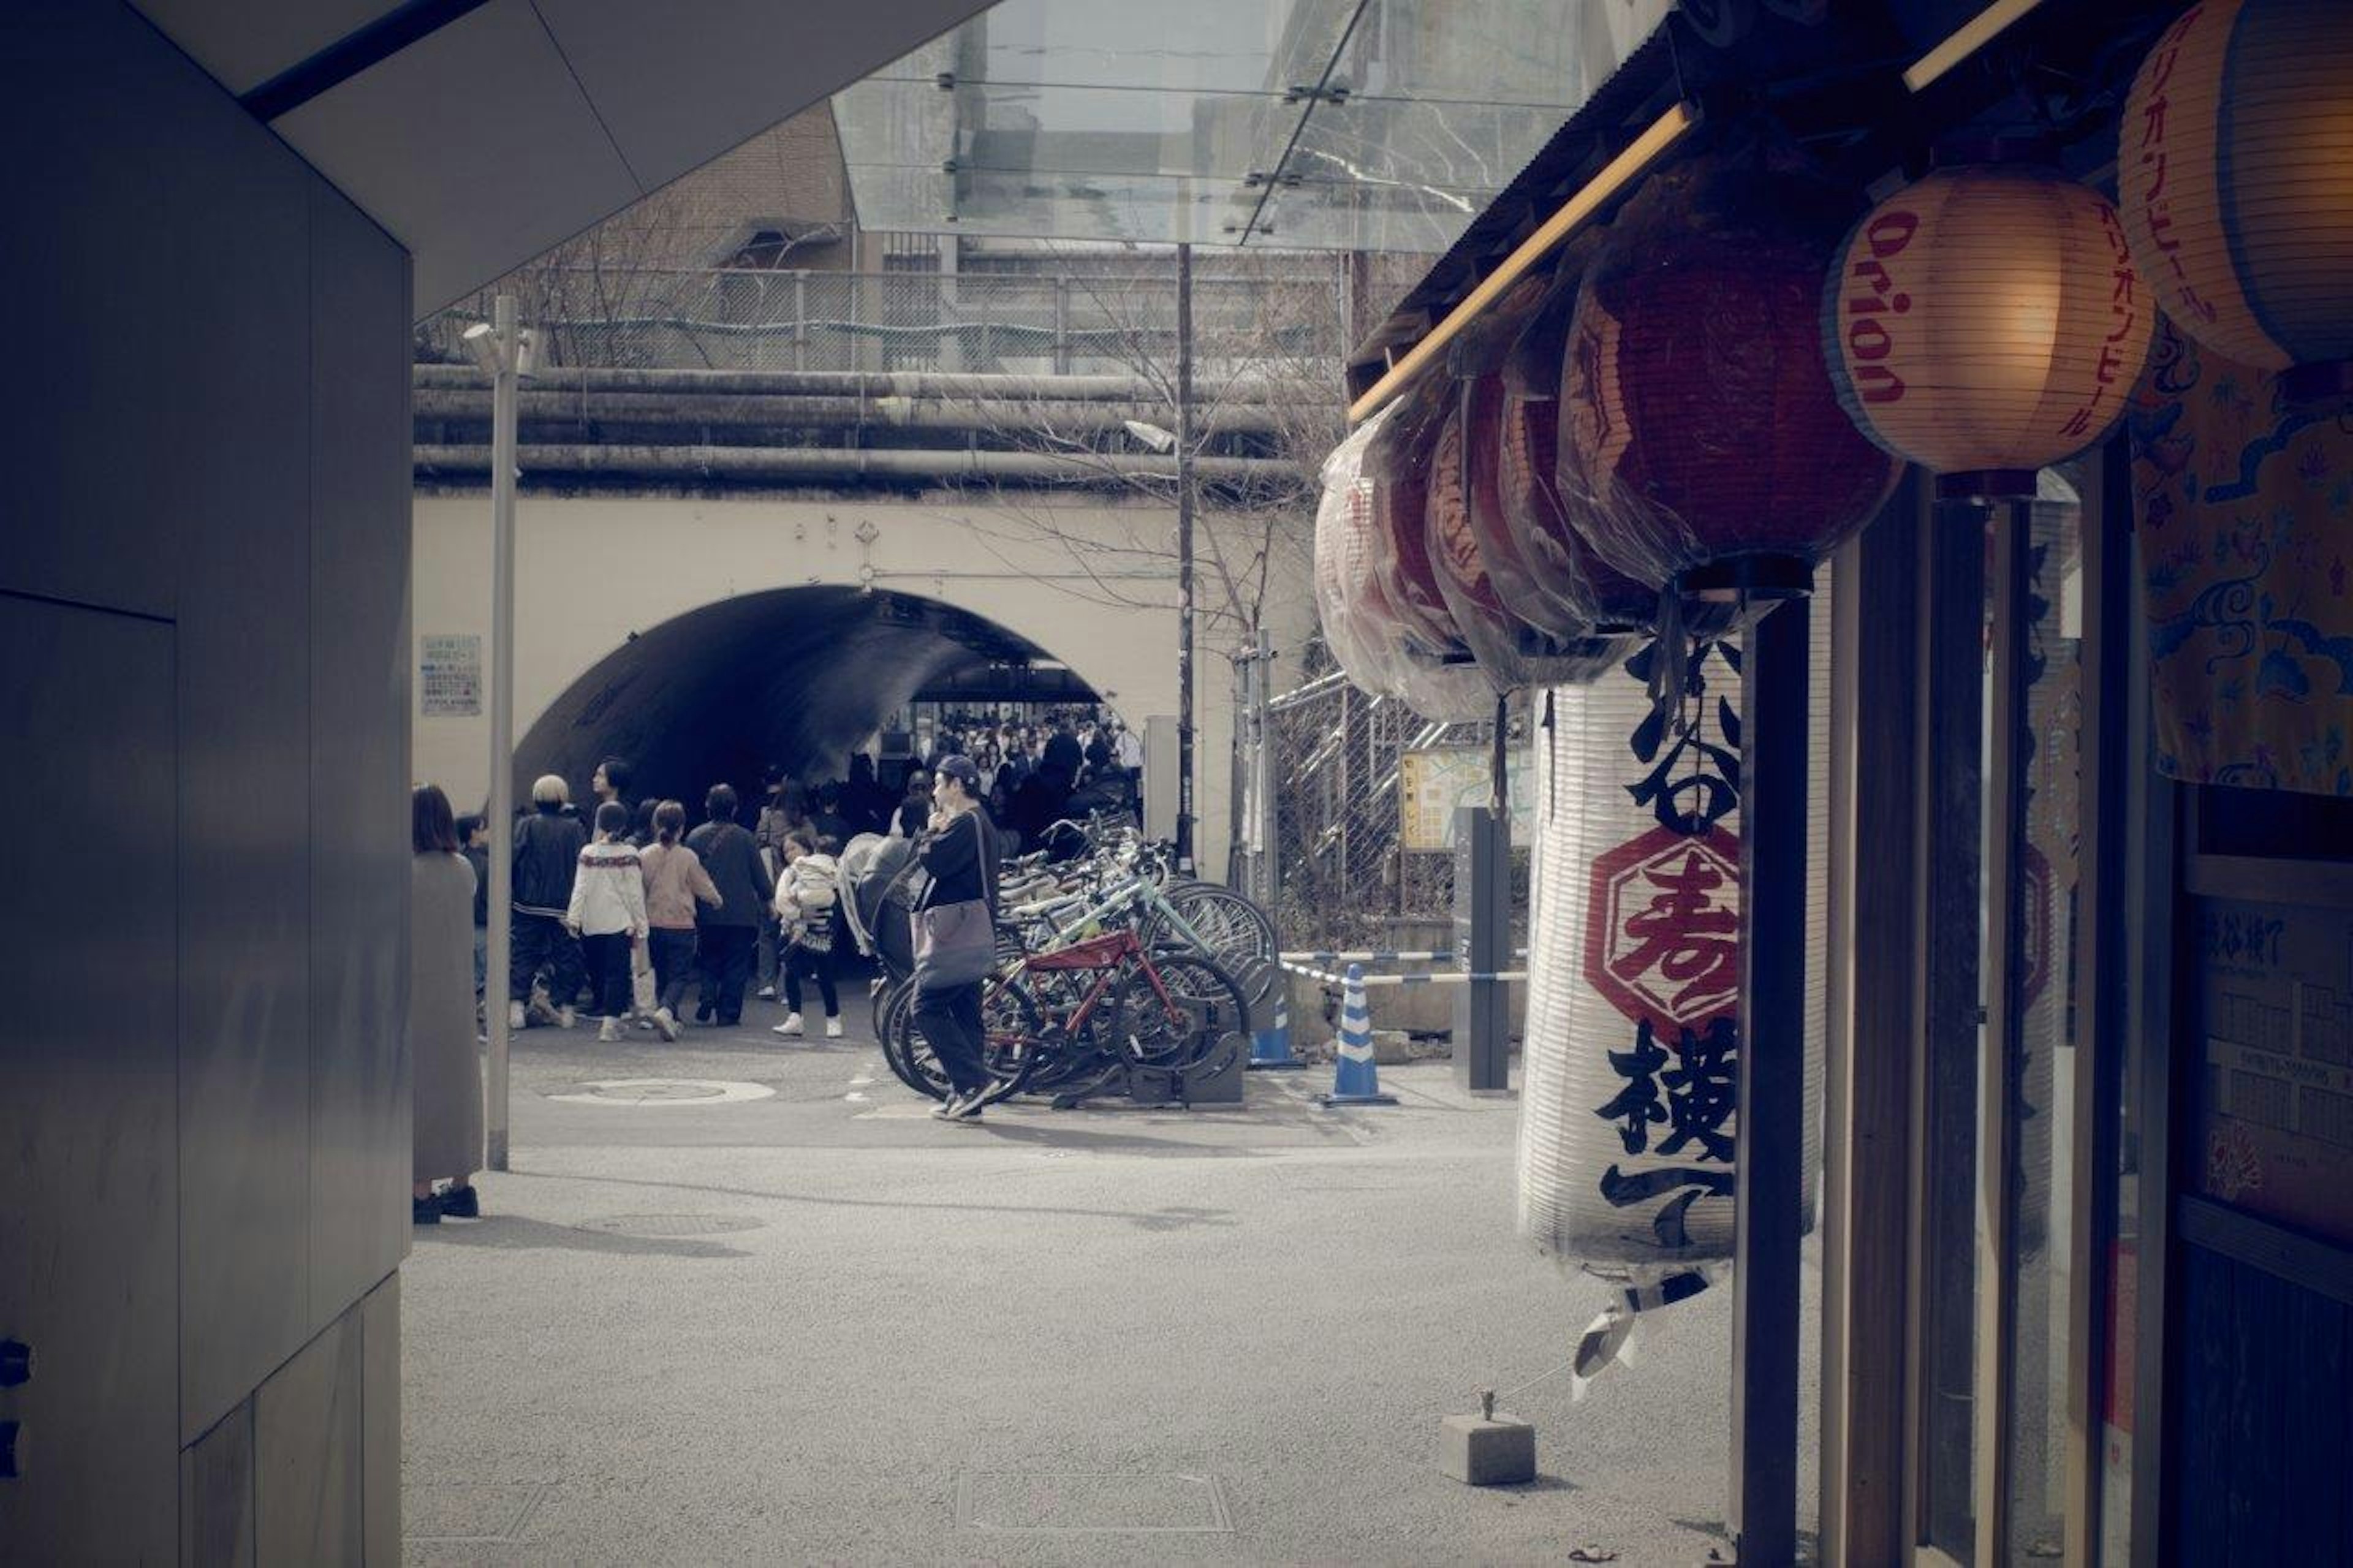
[414,363,1330,406]
[412,444,1303,487]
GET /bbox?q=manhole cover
[547,1078,776,1105]
[955,1472,1233,1533]
[574,1213,765,1237]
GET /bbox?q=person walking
[754,770,808,1001]
[638,800,720,1040]
[567,800,648,1043]
[411,785,483,1224]
[687,782,771,1027]
[510,775,588,1029]
[910,755,999,1122]
[771,828,843,1039]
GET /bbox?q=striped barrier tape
[1276,959,1526,988]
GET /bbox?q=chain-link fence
[1238,642,1530,956]
[418,267,1347,381]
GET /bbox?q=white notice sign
[420,634,482,716]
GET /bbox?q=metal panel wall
[2,1,418,1543]
[307,176,417,1317]
[168,116,321,1447]
[0,596,181,1559]
[254,1311,365,1564]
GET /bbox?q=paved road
[403,988,1820,1566]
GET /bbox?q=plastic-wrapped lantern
[1427,395,1529,686]
[1361,375,1463,655]
[1825,162,2156,501]
[1557,156,1904,596]
[1496,246,1661,634]
[1313,415,1389,692]
[2120,0,2353,401]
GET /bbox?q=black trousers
[648,928,696,1015]
[579,931,633,1019]
[697,923,756,1023]
[912,979,988,1096]
[782,944,838,1018]
[510,911,585,1004]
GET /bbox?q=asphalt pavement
[402,984,1820,1566]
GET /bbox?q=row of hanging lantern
[1325,0,2353,695]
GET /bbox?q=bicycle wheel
[1106,951,1249,1069]
[1143,882,1276,971]
[890,974,1045,1103]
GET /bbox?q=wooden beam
[1344,102,1699,425]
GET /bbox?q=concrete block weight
[1438,1394,1536,1486]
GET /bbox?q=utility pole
[1175,241,1196,875]
[474,294,526,1172]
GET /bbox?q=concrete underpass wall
[412,493,1315,874]
[3,2,409,1556]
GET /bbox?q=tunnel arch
[514,586,1099,809]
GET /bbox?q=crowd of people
[402,716,1144,1219]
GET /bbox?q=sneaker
[597,1018,622,1042]
[653,1007,680,1043]
[930,1091,964,1120]
[635,1015,657,1032]
[527,993,560,1028]
[695,1006,714,1024]
[824,1017,844,1039]
[438,1185,479,1220]
[950,1090,987,1122]
[412,1194,441,1225]
[508,1001,528,1031]
[775,1013,805,1038]
[757,985,778,1001]
[556,1006,577,1030]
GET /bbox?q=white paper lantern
[2120,0,2353,398]
[1515,597,1829,1349]
[1825,164,2156,500]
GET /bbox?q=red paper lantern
[1363,382,1462,653]
[1427,392,1525,680]
[1497,377,1659,629]
[1556,156,1904,595]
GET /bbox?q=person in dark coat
[686,782,773,1026]
[911,756,1000,1122]
[510,774,588,1029]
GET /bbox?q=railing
[419,265,1354,380]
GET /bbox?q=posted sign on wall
[419,634,482,717]
[1399,747,1536,852]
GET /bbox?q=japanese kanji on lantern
[1824,159,2157,501]
[2120,0,2353,404]
[1555,151,1904,599]
[1514,594,1830,1369]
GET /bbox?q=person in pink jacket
[638,800,721,1040]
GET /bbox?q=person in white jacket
[567,800,649,1042]
[771,829,843,1038]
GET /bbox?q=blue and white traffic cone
[1248,990,1304,1070]
[1317,963,1397,1107]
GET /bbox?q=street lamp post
[465,295,530,1172]
[1175,241,1195,875]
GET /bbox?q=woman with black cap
[911,754,999,1121]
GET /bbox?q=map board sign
[1398,746,1536,852]
[420,634,482,717]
